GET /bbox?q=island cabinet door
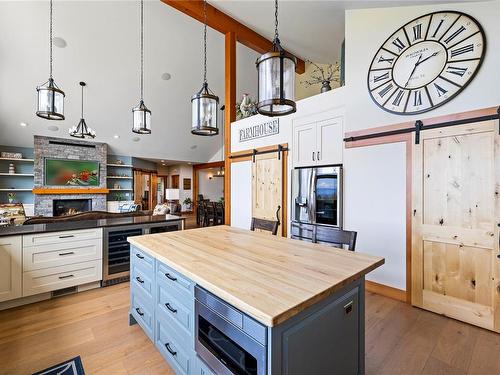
[0,236,22,302]
[272,286,361,375]
[412,120,500,332]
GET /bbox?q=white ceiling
[0,1,485,163]
[0,1,258,163]
[212,0,487,64]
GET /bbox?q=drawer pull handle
[58,274,74,280]
[136,253,145,259]
[165,343,177,356]
[165,303,177,313]
[59,252,75,256]
[135,307,144,316]
[136,276,144,284]
[165,273,177,281]
[59,235,75,239]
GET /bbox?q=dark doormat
[32,356,85,375]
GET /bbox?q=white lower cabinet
[0,236,22,303]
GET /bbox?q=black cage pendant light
[69,82,96,139]
[36,0,65,120]
[191,0,219,136]
[256,0,296,117]
[132,0,151,134]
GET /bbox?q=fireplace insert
[53,199,92,217]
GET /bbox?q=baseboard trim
[365,280,407,302]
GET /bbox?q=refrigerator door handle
[309,169,317,224]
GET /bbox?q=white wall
[198,170,224,201]
[231,161,252,230]
[167,164,193,210]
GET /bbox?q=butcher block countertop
[128,226,384,327]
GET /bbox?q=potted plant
[7,192,15,204]
[183,197,192,211]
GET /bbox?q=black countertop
[0,214,185,237]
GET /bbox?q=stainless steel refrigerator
[291,166,342,243]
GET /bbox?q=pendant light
[132,0,151,134]
[69,82,96,139]
[256,0,296,117]
[191,0,219,136]
[36,0,65,120]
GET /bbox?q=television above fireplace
[44,158,100,187]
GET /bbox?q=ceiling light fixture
[52,37,67,48]
[114,134,120,139]
[36,0,65,120]
[132,0,151,134]
[47,125,59,132]
[19,122,28,127]
[256,0,296,117]
[69,82,96,139]
[191,0,219,136]
[161,72,171,81]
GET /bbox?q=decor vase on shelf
[301,60,341,94]
[8,163,15,174]
[7,193,15,204]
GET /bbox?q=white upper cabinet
[293,115,344,167]
[0,236,22,303]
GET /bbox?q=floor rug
[32,356,85,375]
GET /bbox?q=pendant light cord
[140,0,144,101]
[81,84,84,118]
[49,0,53,79]
[203,0,207,85]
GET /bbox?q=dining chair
[215,202,224,225]
[321,228,358,251]
[250,206,281,235]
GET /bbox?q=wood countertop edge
[128,237,385,327]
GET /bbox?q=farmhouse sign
[239,119,279,142]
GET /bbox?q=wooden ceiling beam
[161,0,306,74]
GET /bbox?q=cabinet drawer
[131,292,154,341]
[157,282,193,338]
[130,246,154,272]
[157,261,193,304]
[131,262,154,302]
[23,239,102,271]
[156,316,193,375]
[23,228,102,247]
[23,260,102,297]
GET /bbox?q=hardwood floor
[0,285,499,374]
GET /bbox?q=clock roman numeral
[373,72,390,83]
[413,24,422,41]
[392,90,404,106]
[446,66,468,77]
[432,19,445,38]
[378,56,395,65]
[450,44,474,58]
[414,90,422,106]
[378,84,394,98]
[392,37,406,52]
[434,83,448,97]
[444,25,466,44]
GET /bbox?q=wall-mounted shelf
[0,173,34,177]
[107,163,133,168]
[0,157,34,162]
[108,188,133,191]
[106,176,133,179]
[0,188,32,192]
[32,188,110,194]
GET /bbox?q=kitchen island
[128,226,384,375]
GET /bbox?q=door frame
[192,161,225,212]
[344,106,499,303]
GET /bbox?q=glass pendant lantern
[132,0,151,134]
[69,82,96,139]
[36,0,65,120]
[256,0,296,117]
[191,0,219,136]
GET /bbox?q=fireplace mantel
[33,188,110,194]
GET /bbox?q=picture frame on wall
[183,178,191,190]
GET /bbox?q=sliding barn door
[252,150,287,236]
[412,119,500,331]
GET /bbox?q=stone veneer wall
[34,136,107,216]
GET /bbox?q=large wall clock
[367,11,486,115]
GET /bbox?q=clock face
[367,11,486,115]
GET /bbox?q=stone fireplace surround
[34,136,108,216]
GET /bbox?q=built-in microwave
[195,286,267,375]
